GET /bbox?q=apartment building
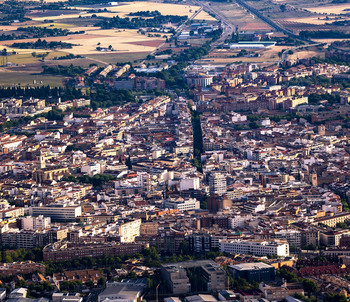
[219,239,289,257]
[118,219,141,243]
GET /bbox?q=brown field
[241,22,272,31]
[306,4,350,14]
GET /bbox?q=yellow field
[286,16,350,25]
[0,50,68,64]
[306,4,350,14]
[69,1,215,20]
[60,29,164,54]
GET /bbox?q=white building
[137,172,150,191]
[31,205,82,222]
[164,198,200,211]
[231,112,247,123]
[98,281,146,302]
[219,239,289,257]
[230,214,252,229]
[118,219,141,243]
[81,162,103,176]
[180,176,200,191]
[21,215,51,230]
[9,288,27,299]
[52,293,82,302]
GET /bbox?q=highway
[189,0,236,50]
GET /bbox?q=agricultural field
[210,1,271,30]
[71,2,215,20]
[0,72,65,87]
[204,46,286,65]
[306,4,350,15]
[31,2,215,22]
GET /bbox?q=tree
[234,278,250,290]
[125,156,132,170]
[302,278,318,294]
[97,277,106,287]
[277,268,299,283]
[324,293,348,302]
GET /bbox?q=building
[21,215,51,230]
[161,260,226,294]
[118,219,141,243]
[320,230,350,247]
[229,41,276,49]
[0,261,46,276]
[98,279,147,302]
[209,173,227,196]
[313,212,350,227]
[43,241,149,262]
[228,263,275,283]
[219,239,289,257]
[164,198,200,211]
[259,282,304,301]
[31,205,82,222]
[52,293,82,302]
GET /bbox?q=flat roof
[229,262,273,271]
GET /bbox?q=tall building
[137,172,151,192]
[209,173,227,196]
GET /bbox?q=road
[234,0,313,44]
[191,0,235,51]
[174,7,204,38]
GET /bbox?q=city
[0,0,349,302]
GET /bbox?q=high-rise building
[209,173,227,196]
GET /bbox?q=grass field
[0,72,65,87]
[4,51,68,65]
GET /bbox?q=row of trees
[62,174,117,188]
[300,30,350,39]
[12,39,74,50]
[96,15,188,30]
[42,64,84,77]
